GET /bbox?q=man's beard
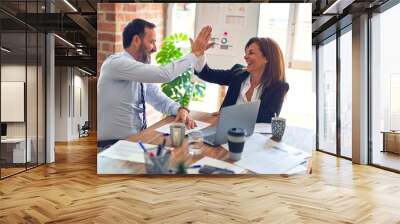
[138,44,151,64]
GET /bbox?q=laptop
[201,101,260,146]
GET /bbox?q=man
[97,18,212,143]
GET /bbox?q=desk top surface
[98,111,313,175]
[1,138,27,143]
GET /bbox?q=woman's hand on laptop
[175,108,197,129]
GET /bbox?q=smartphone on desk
[199,165,234,174]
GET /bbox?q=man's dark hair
[122,19,155,49]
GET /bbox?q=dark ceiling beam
[66,13,96,45]
[312,14,352,44]
[312,15,335,33]
[55,55,96,70]
[0,8,37,31]
[86,0,97,12]
[322,0,356,14]
[13,13,82,32]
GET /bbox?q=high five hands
[191,26,215,57]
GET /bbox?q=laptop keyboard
[204,134,216,142]
[200,127,216,136]
[200,127,216,144]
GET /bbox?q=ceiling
[0,0,97,74]
[0,0,395,74]
[309,0,390,43]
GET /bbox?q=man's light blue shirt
[97,51,198,141]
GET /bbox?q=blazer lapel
[223,72,250,107]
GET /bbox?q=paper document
[188,156,247,174]
[267,141,312,160]
[98,140,155,163]
[254,123,272,134]
[155,120,210,135]
[222,133,309,174]
[285,164,307,175]
[220,133,268,152]
[235,149,306,174]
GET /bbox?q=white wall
[1,65,28,138]
[195,3,260,69]
[1,64,46,164]
[55,67,89,141]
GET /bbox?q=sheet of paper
[220,133,269,152]
[254,123,272,134]
[154,120,210,135]
[235,149,306,174]
[285,164,307,175]
[220,133,309,174]
[97,140,155,163]
[187,156,247,174]
[266,141,312,160]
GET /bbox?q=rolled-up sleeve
[194,54,206,73]
[145,84,180,115]
[105,53,198,83]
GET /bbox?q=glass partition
[1,30,28,178]
[0,0,46,179]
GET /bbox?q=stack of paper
[98,140,155,163]
[235,149,306,174]
[98,140,157,174]
[155,120,210,135]
[222,133,310,174]
[254,123,272,134]
[188,156,247,174]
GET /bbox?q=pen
[272,145,287,153]
[162,133,169,147]
[156,144,162,156]
[138,141,148,153]
[189,165,202,169]
[149,152,163,173]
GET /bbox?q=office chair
[78,121,90,138]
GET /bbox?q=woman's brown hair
[245,37,286,91]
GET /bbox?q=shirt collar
[123,51,135,60]
[241,76,261,102]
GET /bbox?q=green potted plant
[156,33,206,107]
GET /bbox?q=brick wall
[97,3,166,75]
[97,3,167,127]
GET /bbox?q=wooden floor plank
[0,134,400,223]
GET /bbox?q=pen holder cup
[144,147,171,174]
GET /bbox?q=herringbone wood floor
[1,134,400,223]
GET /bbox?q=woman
[194,37,289,123]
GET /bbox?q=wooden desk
[98,111,312,175]
[381,131,400,154]
[1,138,31,164]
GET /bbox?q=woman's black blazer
[195,64,289,123]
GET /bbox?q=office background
[1,1,400,223]
[0,0,399,177]
[0,0,97,178]
[97,2,313,134]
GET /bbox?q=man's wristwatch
[178,106,190,113]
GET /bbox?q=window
[291,3,312,70]
[340,28,352,158]
[371,3,400,171]
[258,3,290,56]
[259,4,315,134]
[317,37,337,155]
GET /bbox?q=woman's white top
[236,76,262,104]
